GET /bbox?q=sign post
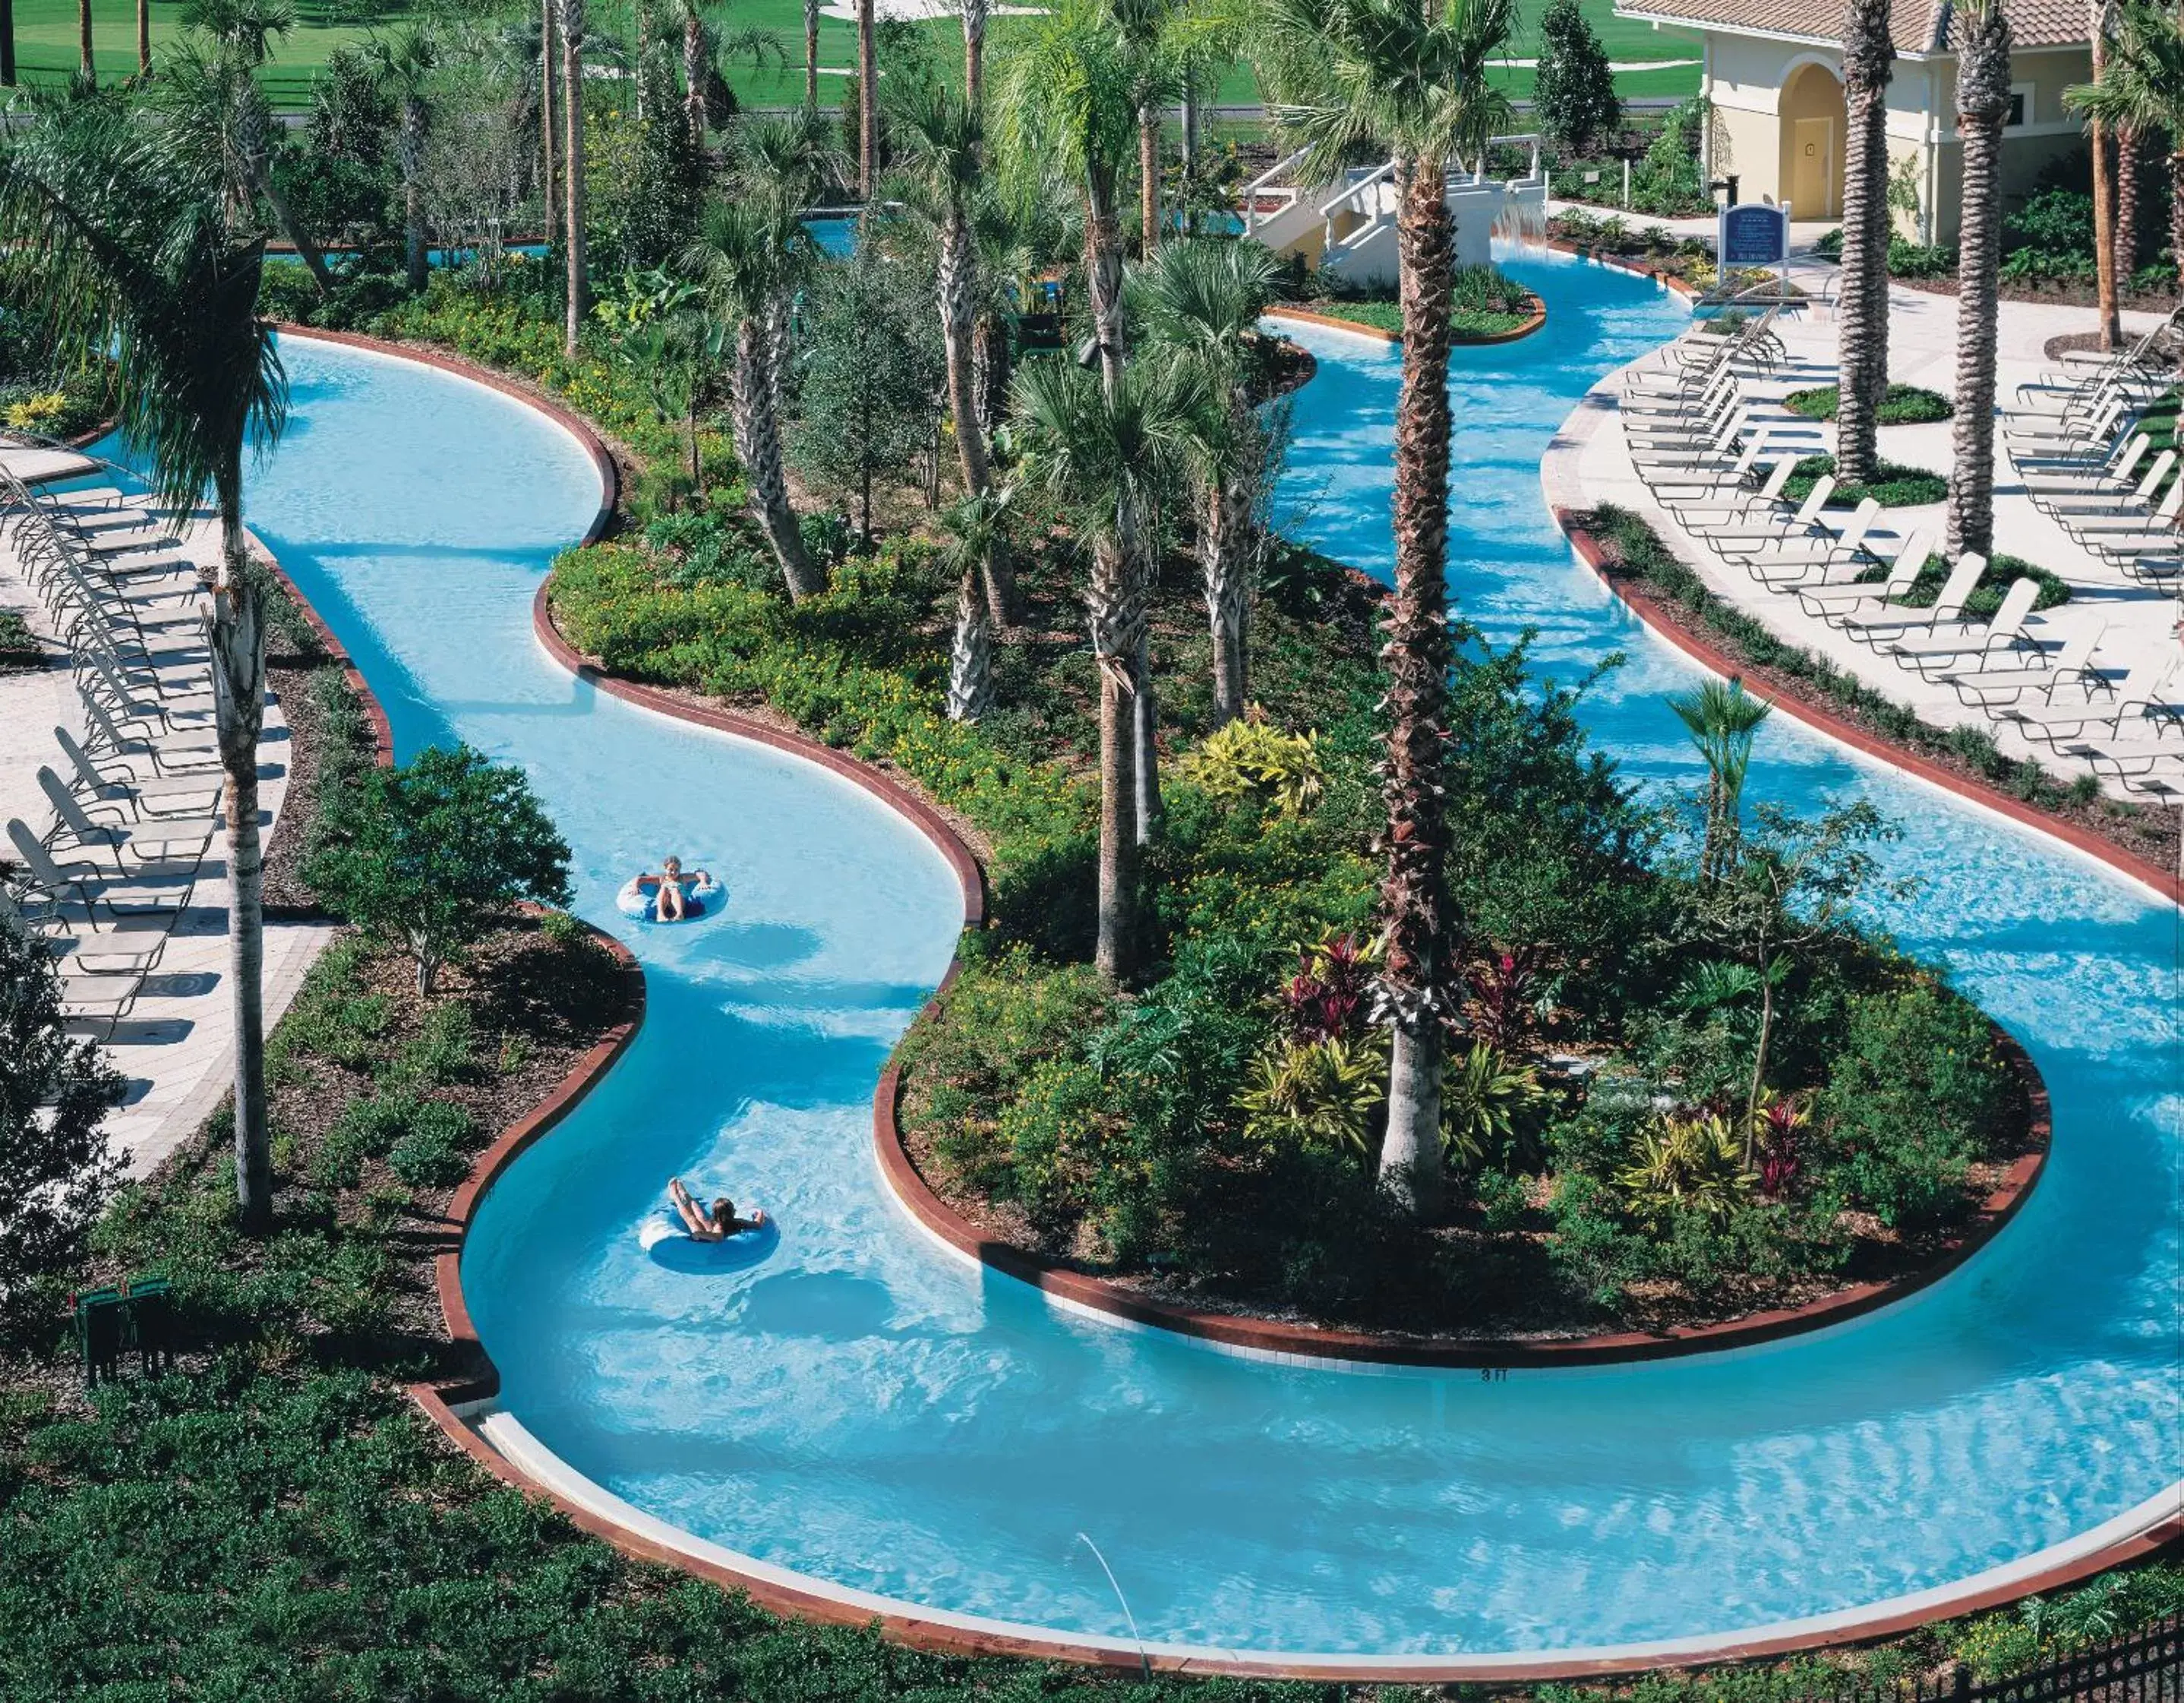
[1715,202,1791,305]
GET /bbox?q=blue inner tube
[616,872,724,922]
[639,1213,778,1273]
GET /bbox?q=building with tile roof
[1612,0,2093,244]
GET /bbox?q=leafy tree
[790,243,944,546]
[1532,0,1621,158]
[2069,0,2184,292]
[1257,0,1515,1218]
[0,921,122,1345]
[0,98,288,1232]
[306,744,574,998]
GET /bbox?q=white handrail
[1316,158,1398,251]
[1240,146,1311,237]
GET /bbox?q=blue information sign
[1717,203,1789,267]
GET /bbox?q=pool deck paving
[0,487,333,1179]
[1544,273,2181,808]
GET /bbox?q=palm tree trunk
[403,100,428,295]
[1083,164,1125,393]
[803,0,819,108]
[939,207,1020,624]
[1138,104,1161,254]
[1087,534,1141,982]
[2171,148,2184,293]
[541,0,559,246]
[2089,10,2121,349]
[76,0,90,81]
[1132,628,1159,845]
[1203,475,1251,725]
[684,9,707,150]
[241,96,336,299]
[1947,0,2009,560]
[562,0,589,355]
[947,567,993,721]
[135,0,147,77]
[857,0,876,201]
[961,0,986,114]
[208,502,270,1235]
[973,308,1011,437]
[1376,156,1458,1219]
[2,0,17,87]
[733,318,822,599]
[1836,0,1894,488]
[2113,127,2141,282]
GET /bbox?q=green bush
[1815,982,2011,1232]
[1782,383,1953,425]
[1783,453,1949,508]
[387,1100,481,1188]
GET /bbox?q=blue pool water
[224,254,2181,1660]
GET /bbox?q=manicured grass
[6,0,392,106]
[1291,298,1534,339]
[1784,453,1950,508]
[1783,384,1955,426]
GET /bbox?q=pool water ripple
[231,259,2180,1659]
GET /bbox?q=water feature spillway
[240,257,2179,1664]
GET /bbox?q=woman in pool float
[668,1177,767,1241]
[649,855,710,922]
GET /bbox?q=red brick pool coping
[296,325,2174,1681]
[1267,295,1548,346]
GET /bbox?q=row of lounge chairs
[1620,308,2184,799]
[0,438,235,1034]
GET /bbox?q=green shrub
[387,1100,481,1189]
[1814,982,2011,1232]
[1783,454,1949,507]
[1782,383,1953,425]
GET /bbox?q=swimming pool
[234,254,2179,1664]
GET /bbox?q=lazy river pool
[229,251,2179,1664]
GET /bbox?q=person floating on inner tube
[668,1177,766,1241]
[649,854,711,922]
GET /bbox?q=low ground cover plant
[1784,453,1950,508]
[1784,383,1953,425]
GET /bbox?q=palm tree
[2088,0,2122,350]
[1668,677,1772,884]
[682,197,824,598]
[671,0,710,148]
[541,0,558,246]
[1258,0,1514,1219]
[0,102,287,1232]
[1835,0,1894,489]
[803,0,819,107]
[887,76,1021,624]
[361,26,438,294]
[857,0,876,200]
[994,0,1143,394]
[560,0,588,353]
[77,0,92,81]
[1013,357,1208,982]
[939,487,1012,721]
[163,0,338,298]
[1946,0,2010,561]
[137,0,150,77]
[961,0,987,112]
[2069,0,2184,294]
[1129,235,1279,726]
[1114,0,1185,254]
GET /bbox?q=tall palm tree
[857,0,876,200]
[803,0,819,108]
[361,26,438,294]
[887,76,1020,624]
[961,0,988,112]
[671,0,710,148]
[1114,0,1184,254]
[682,197,824,598]
[1258,0,1513,1219]
[541,0,557,246]
[0,103,287,1231]
[2088,0,2122,350]
[939,486,1012,721]
[2113,124,2142,282]
[2069,0,2184,294]
[1013,357,1208,982]
[137,0,150,77]
[1667,677,1772,883]
[1835,0,1894,488]
[1946,0,2010,560]
[159,0,338,297]
[560,0,588,353]
[1129,235,1279,726]
[77,0,92,81]
[731,106,841,424]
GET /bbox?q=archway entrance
[1778,61,1847,219]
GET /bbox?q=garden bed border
[1267,294,1548,346]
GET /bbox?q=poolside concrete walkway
[0,488,333,1179]
[1542,273,2180,803]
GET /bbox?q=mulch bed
[262,653,336,915]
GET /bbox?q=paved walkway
[1542,276,2179,803]
[0,471,332,1178]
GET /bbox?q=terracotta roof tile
[1616,0,2087,49]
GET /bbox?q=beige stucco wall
[1690,24,2094,245]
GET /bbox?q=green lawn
[13,0,1702,111]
